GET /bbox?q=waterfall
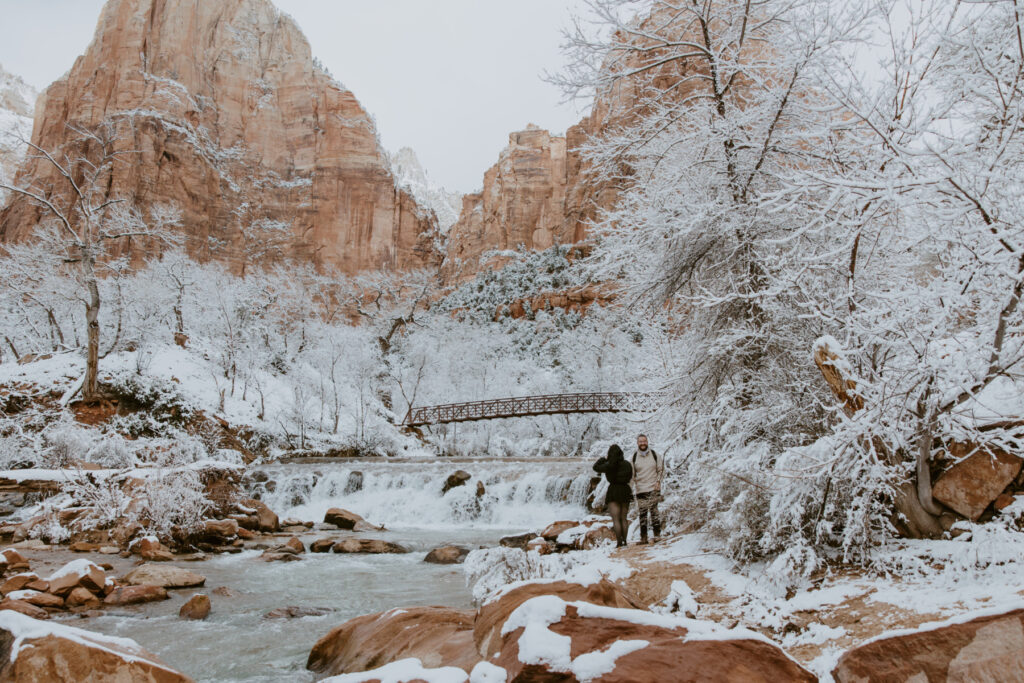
[248,459,595,530]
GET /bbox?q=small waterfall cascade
[247,458,596,530]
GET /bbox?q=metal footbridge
[401,392,657,427]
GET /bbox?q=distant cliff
[0,0,441,274]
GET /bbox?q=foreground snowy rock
[474,580,641,659]
[0,609,192,681]
[496,595,817,682]
[307,577,816,682]
[308,606,480,678]
[833,607,1024,682]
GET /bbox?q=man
[630,434,663,544]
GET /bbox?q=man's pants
[636,491,661,539]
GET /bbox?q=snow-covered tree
[0,122,181,399]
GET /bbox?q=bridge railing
[402,391,661,427]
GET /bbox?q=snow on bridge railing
[401,392,663,427]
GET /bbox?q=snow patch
[390,147,463,232]
[320,657,468,683]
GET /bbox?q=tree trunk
[84,274,101,401]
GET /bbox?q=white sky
[0,0,590,192]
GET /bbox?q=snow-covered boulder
[46,559,106,596]
[0,609,192,681]
[307,606,479,679]
[834,607,1024,683]
[494,595,817,682]
[932,444,1023,521]
[474,580,642,659]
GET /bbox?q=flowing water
[76,457,593,682]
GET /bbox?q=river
[75,457,593,681]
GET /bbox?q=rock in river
[0,609,191,681]
[179,594,211,620]
[307,606,479,678]
[423,545,470,565]
[323,508,381,531]
[331,539,409,555]
[124,564,205,589]
[103,585,169,606]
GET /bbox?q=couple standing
[593,434,663,548]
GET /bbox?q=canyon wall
[0,65,37,206]
[0,0,441,274]
[441,69,637,283]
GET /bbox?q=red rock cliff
[0,0,440,274]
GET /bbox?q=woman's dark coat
[593,448,633,505]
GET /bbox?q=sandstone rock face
[933,444,1023,520]
[307,606,480,678]
[833,608,1024,682]
[0,0,441,275]
[0,609,192,682]
[443,127,574,282]
[495,595,817,683]
[474,579,642,659]
[124,564,205,588]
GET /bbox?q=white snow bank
[321,657,468,683]
[0,609,176,670]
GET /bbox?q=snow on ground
[466,522,1024,681]
[0,345,426,458]
[465,545,634,603]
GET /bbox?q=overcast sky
[0,0,590,192]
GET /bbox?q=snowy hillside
[0,64,37,203]
[390,147,463,232]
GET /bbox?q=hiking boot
[652,535,661,544]
[638,537,649,545]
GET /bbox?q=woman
[593,444,633,547]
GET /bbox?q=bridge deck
[402,392,655,427]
